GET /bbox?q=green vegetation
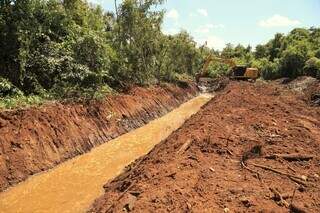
[217,28,320,80]
[0,0,319,109]
[0,0,203,108]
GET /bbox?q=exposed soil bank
[90,81,320,212]
[0,83,198,192]
[0,94,210,213]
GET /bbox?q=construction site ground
[90,79,320,213]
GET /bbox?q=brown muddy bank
[0,83,198,192]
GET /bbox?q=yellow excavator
[196,54,260,83]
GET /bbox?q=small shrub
[253,58,281,80]
[0,77,23,97]
[303,57,320,79]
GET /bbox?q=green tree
[279,45,308,78]
[266,33,284,61]
[110,0,164,85]
[255,44,268,59]
[163,32,200,75]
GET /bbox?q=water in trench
[0,94,212,213]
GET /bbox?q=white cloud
[259,14,301,28]
[166,9,179,20]
[197,9,208,17]
[195,35,226,51]
[195,24,225,34]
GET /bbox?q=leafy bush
[0,95,45,110]
[0,77,23,97]
[207,62,230,79]
[304,57,320,79]
[254,58,281,80]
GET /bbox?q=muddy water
[0,94,212,213]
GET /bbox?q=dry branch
[250,163,308,186]
[241,161,262,181]
[269,187,289,207]
[265,154,314,161]
[177,140,192,154]
[106,180,137,213]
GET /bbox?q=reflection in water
[0,94,212,213]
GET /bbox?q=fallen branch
[250,163,308,185]
[288,165,296,173]
[177,140,192,155]
[290,186,297,206]
[241,161,262,181]
[289,177,308,187]
[115,158,144,182]
[106,180,137,213]
[226,149,234,156]
[289,204,307,213]
[269,187,289,207]
[265,154,314,161]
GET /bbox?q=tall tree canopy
[0,0,319,105]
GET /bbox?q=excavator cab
[230,66,259,80]
[232,66,247,77]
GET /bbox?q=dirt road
[90,81,320,212]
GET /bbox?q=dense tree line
[0,0,319,108]
[216,28,320,80]
[0,0,202,102]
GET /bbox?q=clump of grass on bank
[0,95,45,110]
[0,85,115,110]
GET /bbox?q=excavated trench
[0,83,197,192]
[0,83,213,212]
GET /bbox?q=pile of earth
[89,81,320,212]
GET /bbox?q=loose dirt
[0,83,198,192]
[90,80,320,212]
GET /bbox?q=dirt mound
[274,76,320,107]
[90,81,320,212]
[286,76,318,92]
[0,83,198,192]
[304,82,320,106]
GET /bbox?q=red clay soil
[90,81,320,213]
[0,83,198,192]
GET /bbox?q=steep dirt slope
[0,83,198,192]
[90,81,320,213]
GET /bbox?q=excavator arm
[196,54,236,83]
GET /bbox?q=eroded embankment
[0,83,198,192]
[90,81,320,213]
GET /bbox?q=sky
[89,0,320,50]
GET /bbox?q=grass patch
[0,85,115,110]
[0,95,46,110]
